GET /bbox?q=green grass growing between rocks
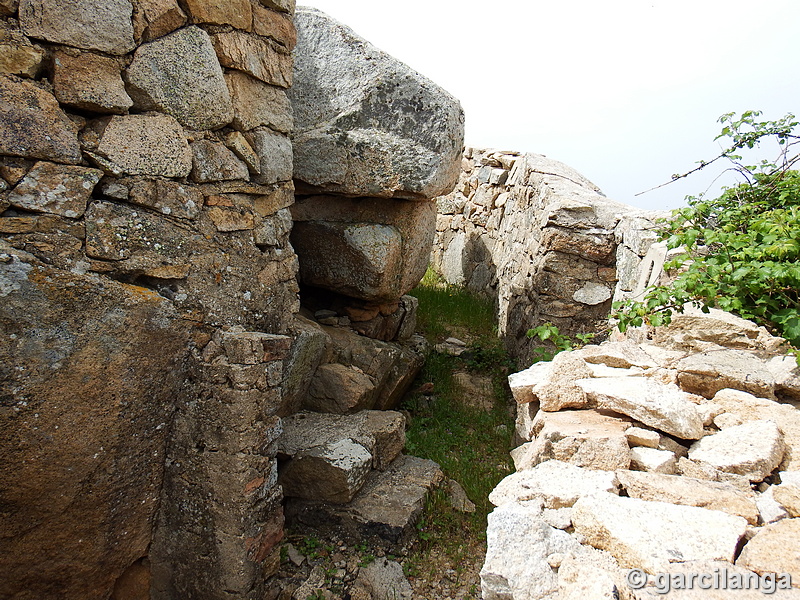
[401,268,516,582]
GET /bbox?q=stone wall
[430,147,665,367]
[0,1,299,598]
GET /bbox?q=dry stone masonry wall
[0,0,300,598]
[431,147,665,366]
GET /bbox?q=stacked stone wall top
[0,1,300,599]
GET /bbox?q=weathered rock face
[0,244,191,600]
[290,7,464,200]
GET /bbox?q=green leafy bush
[613,111,800,353]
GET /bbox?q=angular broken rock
[677,349,775,399]
[688,420,785,482]
[290,7,464,200]
[126,26,234,130]
[616,470,759,525]
[488,460,619,508]
[20,0,135,55]
[303,363,378,414]
[91,114,192,178]
[291,195,436,303]
[625,426,661,448]
[508,360,551,405]
[736,518,800,584]
[757,485,791,525]
[190,140,249,183]
[712,388,800,471]
[579,340,658,370]
[52,50,132,114]
[7,162,102,219]
[284,455,443,547]
[352,558,413,600]
[279,410,405,471]
[481,502,581,600]
[630,446,677,475]
[558,546,628,600]
[572,493,748,573]
[773,482,800,518]
[532,351,592,411]
[576,376,705,440]
[514,409,631,471]
[0,76,81,164]
[279,437,372,504]
[225,70,293,133]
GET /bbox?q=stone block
[132,0,186,42]
[225,71,293,133]
[52,50,132,114]
[182,0,252,30]
[0,75,81,164]
[190,140,249,183]
[303,363,378,414]
[678,349,775,399]
[19,0,135,54]
[7,161,102,218]
[489,460,619,508]
[0,22,44,77]
[90,114,192,178]
[291,195,435,302]
[617,470,759,525]
[210,30,292,87]
[689,420,786,482]
[126,26,233,130]
[246,128,293,183]
[252,3,296,50]
[736,519,800,584]
[576,376,705,440]
[630,446,677,474]
[279,438,372,503]
[481,502,580,600]
[572,493,748,573]
[514,409,632,471]
[127,178,202,219]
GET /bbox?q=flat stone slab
[712,389,800,471]
[617,470,759,525]
[279,410,405,470]
[515,409,632,472]
[572,493,749,574]
[284,455,443,548]
[577,376,705,440]
[489,460,619,508]
[689,420,785,483]
[736,518,800,586]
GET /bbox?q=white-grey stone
[481,502,581,600]
[625,426,660,449]
[757,485,790,525]
[290,7,464,199]
[246,127,293,184]
[489,460,619,508]
[352,558,413,600]
[689,420,786,482]
[572,493,749,573]
[617,470,759,525]
[278,437,372,504]
[576,376,705,440]
[630,446,677,474]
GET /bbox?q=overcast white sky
[304,0,800,211]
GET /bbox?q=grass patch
[402,267,515,574]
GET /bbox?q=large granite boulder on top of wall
[289,7,464,200]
